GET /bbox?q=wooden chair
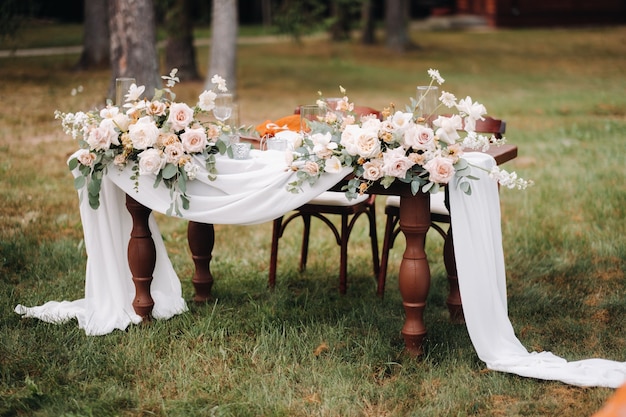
[268,106,382,294]
[377,116,506,320]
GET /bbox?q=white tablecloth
[15,151,626,388]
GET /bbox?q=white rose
[99,106,119,119]
[360,116,381,131]
[180,127,208,153]
[404,124,435,151]
[138,148,165,176]
[128,116,160,150]
[167,102,195,131]
[340,124,360,155]
[382,146,414,178]
[362,158,384,181]
[354,128,381,158]
[86,123,119,151]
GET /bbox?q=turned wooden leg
[187,221,215,303]
[126,195,156,321]
[398,193,431,356]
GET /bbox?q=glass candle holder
[416,85,439,124]
[115,77,136,107]
[299,104,323,134]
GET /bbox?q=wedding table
[126,143,518,355]
[16,143,626,388]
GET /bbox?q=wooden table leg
[398,193,431,356]
[187,221,215,303]
[125,195,156,321]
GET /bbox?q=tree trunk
[108,0,160,102]
[164,0,200,82]
[360,0,375,45]
[385,0,410,52]
[329,0,351,41]
[76,0,109,70]
[207,0,238,96]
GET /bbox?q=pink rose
[424,156,455,184]
[167,102,194,131]
[180,127,208,153]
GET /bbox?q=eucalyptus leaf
[74,176,86,190]
[68,158,78,171]
[161,163,178,180]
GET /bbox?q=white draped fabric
[15,150,625,388]
[449,153,626,388]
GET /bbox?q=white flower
[360,115,381,131]
[389,111,413,132]
[311,132,337,158]
[354,127,381,158]
[428,68,445,85]
[198,90,217,111]
[180,127,208,153]
[211,74,228,92]
[167,102,195,131]
[324,156,343,173]
[99,105,119,119]
[86,123,119,151]
[128,116,160,150]
[126,83,145,102]
[439,91,456,108]
[382,146,414,178]
[455,96,487,131]
[362,158,384,181]
[339,124,361,155]
[184,161,199,180]
[432,115,463,145]
[403,123,435,151]
[138,148,165,176]
[162,68,180,88]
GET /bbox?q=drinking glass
[115,77,136,107]
[213,93,233,123]
[416,85,439,124]
[299,104,322,134]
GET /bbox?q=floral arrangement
[56,69,239,216]
[287,69,532,199]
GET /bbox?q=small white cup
[231,142,251,160]
[266,137,289,151]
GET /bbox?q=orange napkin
[255,114,301,137]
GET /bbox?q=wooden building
[454,0,626,27]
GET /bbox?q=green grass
[1,23,625,416]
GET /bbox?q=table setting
[15,68,626,389]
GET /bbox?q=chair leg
[299,213,311,272]
[443,226,464,323]
[368,206,380,276]
[339,214,349,294]
[268,217,283,289]
[377,210,398,297]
